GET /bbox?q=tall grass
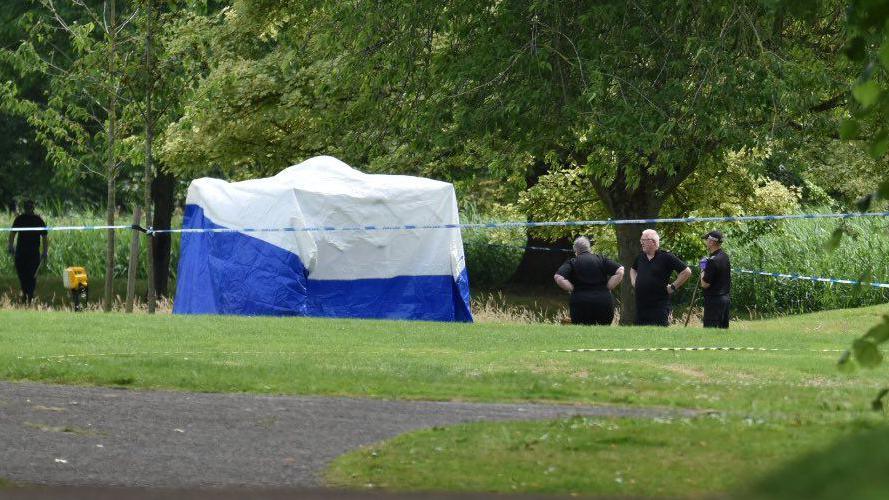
[0,208,181,282]
[729,216,889,316]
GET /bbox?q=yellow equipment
[63,267,89,311]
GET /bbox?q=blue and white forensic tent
[173,156,472,322]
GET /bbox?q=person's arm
[607,266,625,291]
[699,257,711,288]
[554,274,574,293]
[700,274,711,289]
[667,267,692,294]
[629,267,637,287]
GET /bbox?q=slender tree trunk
[151,170,175,296]
[143,0,156,313]
[103,0,118,313]
[125,206,142,312]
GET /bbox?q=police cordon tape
[2,210,889,234]
[478,241,889,290]
[15,346,846,361]
[735,269,889,289]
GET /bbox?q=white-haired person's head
[573,236,591,255]
[640,229,660,254]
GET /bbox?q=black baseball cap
[702,230,723,242]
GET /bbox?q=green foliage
[460,204,525,288]
[730,216,889,317]
[0,209,181,281]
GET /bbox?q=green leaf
[881,41,889,69]
[837,350,857,373]
[863,316,889,344]
[869,130,889,159]
[855,193,874,212]
[839,119,860,140]
[852,80,881,108]
[872,388,889,412]
[824,227,844,252]
[853,338,883,368]
[846,36,867,62]
[878,180,889,201]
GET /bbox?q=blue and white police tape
[735,269,889,289]
[0,224,131,233]
[2,210,888,234]
[147,210,889,234]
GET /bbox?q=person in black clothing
[7,200,49,304]
[630,229,692,327]
[554,236,625,325]
[699,230,731,328]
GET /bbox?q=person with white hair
[629,229,691,326]
[554,236,624,325]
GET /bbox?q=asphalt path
[1,381,698,489]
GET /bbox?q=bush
[460,204,525,288]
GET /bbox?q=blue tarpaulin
[173,156,472,322]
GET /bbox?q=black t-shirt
[632,250,688,305]
[12,214,47,258]
[556,251,621,298]
[702,248,731,296]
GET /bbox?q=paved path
[0,381,698,489]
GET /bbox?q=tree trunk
[594,172,667,325]
[143,0,156,313]
[612,223,646,325]
[151,170,175,297]
[125,206,142,313]
[508,236,572,285]
[103,0,117,313]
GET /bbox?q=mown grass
[2,304,889,497]
[1,305,887,410]
[326,416,872,498]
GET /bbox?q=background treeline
[1,0,888,321]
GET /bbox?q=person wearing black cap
[7,200,48,305]
[554,236,624,325]
[699,230,731,328]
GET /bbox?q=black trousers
[635,302,671,327]
[15,254,40,302]
[569,291,614,325]
[703,294,730,329]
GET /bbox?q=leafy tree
[163,0,855,323]
[834,0,889,408]
[0,0,137,311]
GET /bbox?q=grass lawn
[1,304,889,497]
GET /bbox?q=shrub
[460,204,525,288]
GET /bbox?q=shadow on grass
[742,422,889,500]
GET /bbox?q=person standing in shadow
[7,200,49,305]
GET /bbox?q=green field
[2,305,889,497]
